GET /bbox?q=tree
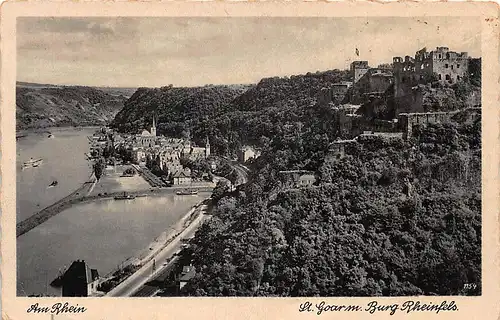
[151,163,164,176]
[102,144,114,159]
[212,180,231,204]
[93,158,105,180]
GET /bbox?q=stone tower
[350,61,370,83]
[151,114,157,137]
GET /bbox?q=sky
[17,17,481,87]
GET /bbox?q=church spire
[151,113,157,137]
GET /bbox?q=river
[16,127,95,221]
[16,127,206,296]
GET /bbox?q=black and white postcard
[1,2,499,320]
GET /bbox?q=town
[88,117,212,187]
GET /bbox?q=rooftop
[62,260,99,285]
[179,266,196,282]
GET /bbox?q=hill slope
[179,117,481,297]
[111,84,252,145]
[16,84,130,130]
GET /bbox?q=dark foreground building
[61,260,100,297]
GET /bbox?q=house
[319,81,353,105]
[181,137,210,160]
[210,161,217,171]
[297,173,316,187]
[61,260,99,297]
[329,139,357,159]
[134,148,146,164]
[172,170,192,185]
[238,146,261,163]
[178,265,196,291]
[278,170,317,188]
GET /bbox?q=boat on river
[176,189,198,196]
[48,180,58,188]
[114,192,136,200]
[22,158,43,169]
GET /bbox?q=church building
[135,115,158,148]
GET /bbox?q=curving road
[232,163,249,185]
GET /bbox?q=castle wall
[393,47,470,116]
[393,85,424,116]
[368,73,394,93]
[393,56,419,98]
[332,106,362,139]
[318,82,352,106]
[394,48,469,96]
[398,111,453,139]
[351,68,393,104]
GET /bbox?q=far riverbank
[16,125,101,139]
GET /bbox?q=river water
[16,127,95,221]
[16,128,206,296]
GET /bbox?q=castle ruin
[392,47,469,115]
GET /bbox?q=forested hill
[110,84,251,145]
[206,70,350,154]
[111,69,350,155]
[227,70,350,112]
[16,84,130,130]
[180,117,481,297]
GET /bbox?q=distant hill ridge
[16,82,138,98]
[16,83,133,130]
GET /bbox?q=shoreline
[16,173,96,238]
[16,125,103,136]
[103,197,207,279]
[100,196,211,296]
